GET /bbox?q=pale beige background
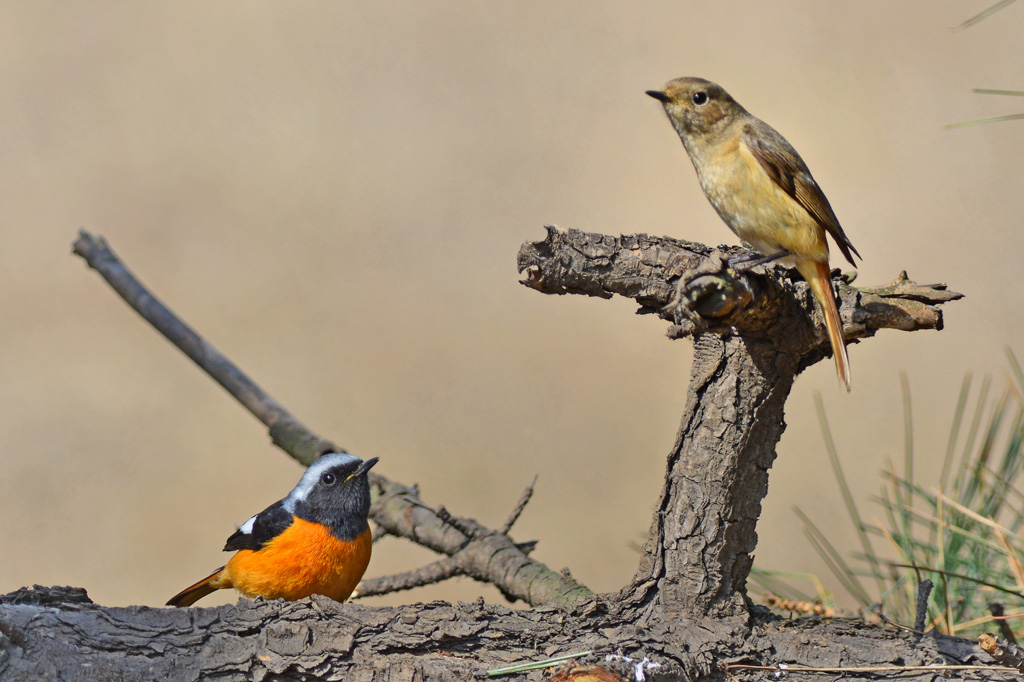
[1,2,1021,610]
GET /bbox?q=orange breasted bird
[646,77,861,390]
[167,453,378,607]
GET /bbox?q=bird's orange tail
[166,566,228,607]
[796,260,851,391]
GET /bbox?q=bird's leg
[728,248,792,272]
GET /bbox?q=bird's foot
[665,250,753,333]
[728,248,792,272]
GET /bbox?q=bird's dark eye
[693,91,708,105]
[321,472,336,485]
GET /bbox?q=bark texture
[0,585,996,681]
[0,228,977,681]
[623,333,798,620]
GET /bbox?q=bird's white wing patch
[238,514,257,535]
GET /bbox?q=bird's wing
[741,121,860,266]
[223,499,293,551]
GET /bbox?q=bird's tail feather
[797,260,851,391]
[166,566,227,607]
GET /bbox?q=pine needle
[955,0,1019,30]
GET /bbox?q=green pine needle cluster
[945,0,1023,129]
[753,350,1024,638]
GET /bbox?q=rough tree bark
[2,227,1005,682]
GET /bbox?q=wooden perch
[520,225,961,620]
[518,225,959,346]
[0,583,997,680]
[0,227,975,681]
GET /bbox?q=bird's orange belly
[222,518,371,602]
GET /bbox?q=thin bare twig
[71,230,337,464]
[371,525,391,544]
[501,475,537,534]
[354,556,462,598]
[878,612,924,636]
[990,602,1018,645]
[436,506,482,539]
[357,538,538,599]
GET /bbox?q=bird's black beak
[646,90,670,103]
[354,457,379,477]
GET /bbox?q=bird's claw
[664,250,752,329]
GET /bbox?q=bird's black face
[288,453,379,540]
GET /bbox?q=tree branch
[518,226,960,344]
[355,476,542,599]
[501,475,538,535]
[518,226,962,618]
[70,231,338,465]
[353,556,461,598]
[0,585,992,681]
[70,229,591,609]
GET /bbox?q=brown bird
[647,77,860,390]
